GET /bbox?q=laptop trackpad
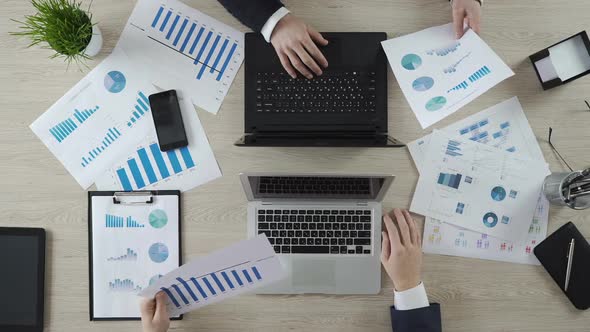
[292,258,336,292]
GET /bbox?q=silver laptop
[240,172,394,294]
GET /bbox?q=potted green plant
[11,0,102,66]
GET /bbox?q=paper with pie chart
[410,130,550,242]
[90,194,180,318]
[381,23,514,128]
[30,49,158,188]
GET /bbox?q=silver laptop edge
[240,172,395,295]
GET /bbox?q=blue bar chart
[49,105,100,142]
[107,248,138,261]
[445,140,463,157]
[115,143,196,191]
[447,66,492,93]
[81,127,122,168]
[105,214,145,228]
[149,4,240,82]
[127,91,151,127]
[427,42,461,56]
[160,265,263,309]
[437,173,463,189]
[108,278,142,292]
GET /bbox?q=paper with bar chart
[91,194,180,318]
[410,130,549,242]
[30,50,157,188]
[139,235,286,316]
[95,91,221,192]
[407,97,550,264]
[116,0,244,114]
[381,23,514,128]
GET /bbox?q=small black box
[529,31,590,90]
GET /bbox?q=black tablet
[0,227,45,332]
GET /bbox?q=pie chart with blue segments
[412,76,434,91]
[483,212,498,228]
[491,186,507,201]
[401,54,422,70]
[425,96,447,111]
[149,209,168,229]
[148,243,169,263]
[104,71,126,93]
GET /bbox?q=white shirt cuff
[393,282,430,311]
[260,7,291,43]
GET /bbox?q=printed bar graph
[80,127,122,168]
[50,105,100,142]
[115,144,197,190]
[445,140,463,157]
[448,65,492,92]
[109,278,142,292]
[437,173,463,189]
[127,91,151,127]
[126,216,145,228]
[107,248,138,261]
[148,4,241,82]
[106,214,125,228]
[160,265,263,309]
[427,42,461,56]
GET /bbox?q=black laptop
[236,32,404,147]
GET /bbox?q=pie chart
[149,274,164,285]
[482,212,498,228]
[149,209,168,229]
[425,96,447,111]
[491,186,507,201]
[412,76,434,91]
[104,71,126,93]
[401,54,422,70]
[148,243,169,263]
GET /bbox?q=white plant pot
[84,24,103,57]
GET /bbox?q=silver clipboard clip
[113,192,154,205]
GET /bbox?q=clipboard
[88,190,182,321]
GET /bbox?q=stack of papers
[30,0,243,190]
[382,23,514,128]
[408,97,550,265]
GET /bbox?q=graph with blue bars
[149,4,239,81]
[115,143,196,191]
[160,265,263,309]
[107,248,138,261]
[81,127,122,168]
[438,173,463,189]
[445,140,463,157]
[427,42,461,56]
[49,105,100,142]
[127,91,151,127]
[447,66,492,92]
[105,214,145,228]
[108,278,142,292]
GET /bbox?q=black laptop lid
[244,32,388,133]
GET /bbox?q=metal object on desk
[543,170,590,209]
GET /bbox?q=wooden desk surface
[1,0,590,331]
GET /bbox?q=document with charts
[410,130,550,242]
[95,91,222,192]
[30,50,157,189]
[408,97,550,264]
[117,0,244,114]
[139,235,286,316]
[90,193,180,319]
[381,23,514,128]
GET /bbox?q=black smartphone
[149,90,189,151]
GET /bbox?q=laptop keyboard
[256,209,373,255]
[258,176,371,195]
[255,71,377,114]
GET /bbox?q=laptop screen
[246,175,388,200]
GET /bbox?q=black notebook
[534,222,590,310]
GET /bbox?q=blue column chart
[107,248,139,261]
[80,127,122,168]
[160,264,264,309]
[115,143,196,191]
[437,172,463,189]
[49,105,100,143]
[149,4,240,82]
[108,278,142,292]
[105,214,145,228]
[447,66,492,93]
[127,91,151,127]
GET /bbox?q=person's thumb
[153,292,169,321]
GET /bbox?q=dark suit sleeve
[217,0,284,32]
[390,304,442,332]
